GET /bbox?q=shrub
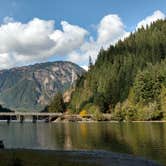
[137,102,162,120]
[112,100,137,121]
[121,100,137,121]
[112,102,124,121]
[160,85,166,120]
[92,110,104,121]
[79,110,88,118]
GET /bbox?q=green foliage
[133,64,161,103]
[131,61,166,120]
[86,104,104,121]
[121,100,137,121]
[112,100,136,121]
[112,103,124,121]
[160,86,166,120]
[69,20,166,121]
[93,93,108,113]
[88,56,93,70]
[76,102,104,121]
[136,102,162,121]
[112,59,166,121]
[48,93,65,113]
[69,20,166,116]
[0,105,13,112]
[92,110,104,121]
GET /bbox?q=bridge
[0,112,63,123]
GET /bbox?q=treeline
[113,61,166,121]
[42,92,66,113]
[0,105,13,112]
[67,19,166,120]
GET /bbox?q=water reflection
[0,122,165,165]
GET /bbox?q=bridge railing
[0,112,63,116]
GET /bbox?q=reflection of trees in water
[64,123,72,150]
[36,122,166,164]
[36,123,75,150]
[36,123,66,149]
[104,123,166,164]
[59,123,132,151]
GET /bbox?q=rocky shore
[53,114,112,122]
[52,114,166,123]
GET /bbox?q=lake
[0,122,165,165]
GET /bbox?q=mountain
[0,61,85,111]
[69,20,166,120]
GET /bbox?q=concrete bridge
[0,112,62,123]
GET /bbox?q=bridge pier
[16,115,20,122]
[20,115,24,123]
[49,116,51,122]
[0,112,62,123]
[7,116,11,124]
[45,116,51,123]
[32,115,37,123]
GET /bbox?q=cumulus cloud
[68,10,165,67]
[81,65,88,71]
[0,18,87,69]
[0,10,165,70]
[50,21,88,55]
[97,14,128,47]
[67,14,129,65]
[136,10,165,29]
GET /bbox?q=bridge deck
[0,112,62,116]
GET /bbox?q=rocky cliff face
[0,61,85,111]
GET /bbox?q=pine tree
[48,93,65,113]
[69,20,166,115]
[88,56,93,70]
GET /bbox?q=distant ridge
[0,61,85,111]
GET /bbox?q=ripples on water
[0,122,165,165]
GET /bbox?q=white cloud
[50,21,88,55]
[0,53,15,69]
[0,10,165,70]
[81,65,88,71]
[67,11,165,67]
[97,14,127,47]
[67,14,129,65]
[136,10,165,29]
[0,18,87,69]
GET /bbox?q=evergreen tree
[88,56,93,70]
[48,93,65,113]
[69,19,166,117]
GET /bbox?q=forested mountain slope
[69,20,166,120]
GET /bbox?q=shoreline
[0,149,161,166]
[0,119,166,123]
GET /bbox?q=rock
[0,61,85,111]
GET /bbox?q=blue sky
[0,0,165,69]
[1,0,166,30]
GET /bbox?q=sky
[0,0,165,70]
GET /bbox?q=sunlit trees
[48,93,65,113]
[69,20,166,120]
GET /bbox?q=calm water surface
[0,122,165,165]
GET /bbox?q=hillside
[69,20,166,120]
[0,61,85,111]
